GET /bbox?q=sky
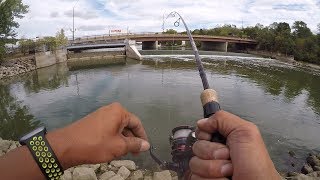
[17,0,320,38]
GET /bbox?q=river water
[0,53,320,172]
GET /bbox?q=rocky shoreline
[0,56,36,79]
[0,138,177,180]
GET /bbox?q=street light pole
[72,7,75,41]
[72,0,79,41]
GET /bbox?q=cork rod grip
[201,89,219,106]
[200,89,226,144]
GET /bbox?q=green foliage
[192,25,243,37]
[163,29,178,34]
[0,0,29,62]
[55,29,68,47]
[0,0,29,37]
[19,29,68,53]
[169,21,320,64]
[19,39,35,54]
[292,21,313,38]
[0,40,5,61]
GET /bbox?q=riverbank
[0,138,178,180]
[2,138,320,179]
[0,55,36,79]
[249,50,320,71]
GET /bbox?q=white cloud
[17,0,320,38]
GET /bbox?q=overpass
[70,33,257,52]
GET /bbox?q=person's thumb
[197,110,251,137]
[124,137,150,153]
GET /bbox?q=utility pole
[72,7,75,41]
[71,0,79,41]
[162,13,165,33]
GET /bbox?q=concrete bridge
[70,33,257,52]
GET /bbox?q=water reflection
[0,84,41,140]
[24,63,69,93]
[142,58,320,115]
[0,56,319,173]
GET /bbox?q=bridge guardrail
[70,33,257,45]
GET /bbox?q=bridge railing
[70,32,159,41]
[70,32,257,45]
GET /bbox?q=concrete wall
[35,51,57,69]
[126,40,142,60]
[142,41,157,50]
[201,41,228,52]
[35,49,67,69]
[55,49,67,63]
[68,51,125,59]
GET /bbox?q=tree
[163,29,177,34]
[0,0,29,61]
[56,29,68,47]
[274,22,294,55]
[292,21,313,38]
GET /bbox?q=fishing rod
[150,12,226,179]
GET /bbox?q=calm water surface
[1,54,320,172]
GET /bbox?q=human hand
[46,103,150,169]
[190,110,280,180]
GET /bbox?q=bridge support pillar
[201,41,228,52]
[142,41,157,50]
[182,41,186,47]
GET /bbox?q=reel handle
[201,89,226,144]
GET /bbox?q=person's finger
[197,110,252,137]
[122,129,140,156]
[123,112,148,141]
[192,140,230,160]
[124,137,150,153]
[122,128,134,137]
[189,157,233,178]
[191,174,229,180]
[195,129,212,140]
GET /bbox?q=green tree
[0,0,29,61]
[55,29,68,47]
[19,39,35,55]
[163,29,177,34]
[274,22,294,55]
[292,21,313,38]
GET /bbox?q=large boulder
[307,171,320,177]
[7,142,17,153]
[100,163,109,173]
[117,166,131,179]
[109,175,124,180]
[73,167,97,180]
[143,176,152,180]
[0,140,12,153]
[306,156,320,167]
[290,174,318,180]
[110,160,136,171]
[301,164,314,174]
[100,171,116,180]
[60,170,72,180]
[313,166,320,171]
[130,170,143,180]
[153,170,172,180]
